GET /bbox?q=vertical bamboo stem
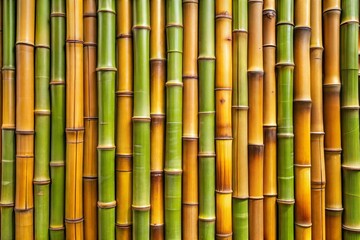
[276,0,295,239]
[49,0,66,238]
[15,0,35,238]
[34,0,51,238]
[215,1,232,239]
[116,0,133,239]
[310,0,326,239]
[182,1,198,239]
[323,1,342,239]
[132,0,151,239]
[340,0,360,239]
[0,0,15,238]
[150,0,165,239]
[165,1,183,239]
[248,0,264,239]
[83,0,97,239]
[65,0,84,238]
[263,0,277,239]
[97,1,116,238]
[198,0,216,238]
[232,0,248,238]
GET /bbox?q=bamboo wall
[0,0,359,239]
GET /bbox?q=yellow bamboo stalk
[65,1,84,238]
[15,0,35,238]
[294,0,312,238]
[263,0,277,239]
[323,0,342,239]
[83,0,97,239]
[116,0,133,238]
[150,0,165,239]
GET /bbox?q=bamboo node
[325,207,343,212]
[97,201,116,209]
[263,193,277,197]
[50,12,66,17]
[150,170,163,175]
[132,205,151,211]
[116,223,132,228]
[165,23,183,28]
[97,145,116,150]
[84,116,98,120]
[198,111,215,115]
[215,13,232,20]
[233,29,248,34]
[182,136,198,140]
[276,21,295,26]
[263,124,277,127]
[342,164,360,171]
[198,56,216,61]
[263,9,276,18]
[33,179,51,185]
[294,26,311,32]
[165,81,183,87]
[83,12,97,18]
[215,136,233,140]
[16,130,35,135]
[164,169,182,175]
[263,43,276,48]
[84,42,97,47]
[49,226,66,231]
[150,224,164,228]
[341,105,360,110]
[277,133,294,138]
[183,75,198,80]
[295,222,312,228]
[324,148,342,153]
[97,9,116,14]
[132,116,151,122]
[49,161,65,167]
[215,87,232,91]
[0,202,15,207]
[35,44,51,49]
[275,62,295,68]
[2,66,15,71]
[83,175,98,180]
[215,190,233,194]
[277,199,295,204]
[182,202,199,206]
[249,196,264,200]
[294,163,311,168]
[198,216,216,222]
[322,7,341,14]
[16,41,35,47]
[132,25,151,31]
[232,105,249,110]
[49,81,65,85]
[116,90,133,96]
[96,66,117,72]
[198,152,216,157]
[310,131,325,136]
[116,153,132,158]
[183,0,198,4]
[65,218,84,223]
[340,19,359,26]
[66,39,84,44]
[343,225,360,233]
[216,233,233,238]
[248,70,264,76]
[34,109,51,115]
[116,33,132,39]
[150,113,165,118]
[2,125,16,130]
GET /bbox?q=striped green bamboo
[34,0,51,238]
[0,0,15,238]
[232,0,248,238]
[49,0,66,238]
[341,0,360,238]
[198,0,216,238]
[276,0,295,239]
[97,0,116,238]
[165,0,183,239]
[132,0,151,239]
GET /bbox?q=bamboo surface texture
[310,0,326,239]
[34,0,51,238]
[150,0,165,239]
[182,1,198,239]
[49,0,66,238]
[15,0,35,238]
[263,0,277,239]
[116,0,133,239]
[215,0,232,239]
[341,0,360,239]
[65,0,84,238]
[198,0,216,239]
[232,0,249,238]
[83,0,98,239]
[1,0,15,239]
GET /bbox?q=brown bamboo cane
[215,1,232,238]
[116,0,133,238]
[15,0,35,238]
[263,0,277,239]
[150,0,165,239]
[83,0,97,239]
[310,0,326,239]
[248,1,264,239]
[294,0,312,238]
[182,1,198,239]
[323,0,342,239]
[65,1,84,238]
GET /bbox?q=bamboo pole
[198,0,216,238]
[263,0,276,239]
[132,0,151,239]
[97,0,116,238]
[310,0,325,239]
[0,0,15,238]
[49,0,66,238]
[294,0,312,239]
[215,0,232,239]
[182,1,198,239]
[116,0,133,239]
[150,0,165,239]
[248,0,264,238]
[15,0,35,238]
[276,0,295,239]
[232,0,249,239]
[65,0,84,238]
[165,1,183,239]
[34,0,51,238]
[340,0,360,239]
[0,0,2,233]
[83,0,97,239]
[323,1,342,239]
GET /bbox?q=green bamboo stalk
[232,0,248,239]
[165,0,183,239]
[276,0,294,239]
[132,0,151,239]
[198,0,215,238]
[49,0,66,238]
[341,0,360,238]
[34,0,51,239]
[97,0,116,239]
[0,0,15,238]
